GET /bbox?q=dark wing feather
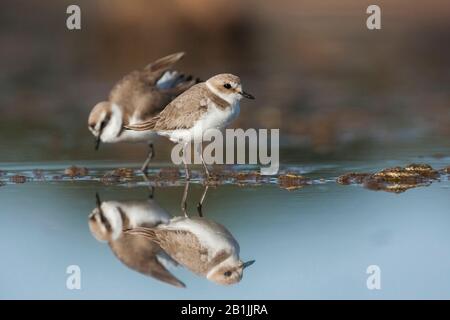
[108,52,194,126]
[109,232,185,288]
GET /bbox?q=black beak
[240,91,255,100]
[95,192,101,208]
[94,192,110,230]
[242,260,255,269]
[95,135,101,151]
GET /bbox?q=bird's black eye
[224,271,232,277]
[224,83,232,89]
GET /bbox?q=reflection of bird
[89,194,185,287]
[125,73,254,179]
[88,52,197,173]
[126,216,255,285]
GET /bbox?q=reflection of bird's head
[88,195,123,242]
[89,195,173,243]
[207,258,255,285]
[89,207,114,242]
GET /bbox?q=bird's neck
[101,103,123,142]
[206,82,241,107]
[206,254,239,279]
[100,202,124,240]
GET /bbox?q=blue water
[1,157,450,299]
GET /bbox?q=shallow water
[1,154,450,299]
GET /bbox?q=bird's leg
[141,143,154,174]
[197,143,210,180]
[197,185,209,217]
[181,180,190,217]
[182,142,190,181]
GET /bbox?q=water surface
[1,155,450,299]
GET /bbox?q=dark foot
[148,186,155,199]
[197,203,203,217]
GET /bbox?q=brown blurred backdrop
[0,0,449,162]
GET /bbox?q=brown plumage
[123,82,230,131]
[107,52,197,126]
[88,197,185,288]
[109,233,185,288]
[125,226,232,276]
[124,216,255,286]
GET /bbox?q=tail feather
[145,52,185,72]
[156,71,197,90]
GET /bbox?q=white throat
[100,203,123,240]
[206,82,241,105]
[101,103,123,143]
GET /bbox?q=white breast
[115,129,157,143]
[162,100,240,143]
[201,101,240,130]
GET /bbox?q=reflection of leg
[141,143,154,173]
[148,186,155,199]
[197,143,210,180]
[181,180,189,217]
[182,142,190,181]
[197,185,209,217]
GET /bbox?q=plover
[89,193,185,287]
[124,73,254,179]
[126,216,255,285]
[88,52,197,173]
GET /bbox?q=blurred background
[1,0,450,163]
[2,1,450,299]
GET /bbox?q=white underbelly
[159,103,240,143]
[111,129,157,143]
[161,217,237,256]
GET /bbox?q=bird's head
[206,73,254,104]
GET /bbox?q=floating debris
[100,174,120,185]
[200,166,239,185]
[0,163,449,193]
[440,166,450,174]
[372,167,423,183]
[64,166,89,178]
[113,168,135,178]
[364,180,432,193]
[337,173,371,185]
[32,169,45,181]
[337,163,440,193]
[278,173,309,190]
[101,168,135,184]
[404,163,439,178]
[9,175,27,184]
[157,167,180,181]
[233,171,263,186]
